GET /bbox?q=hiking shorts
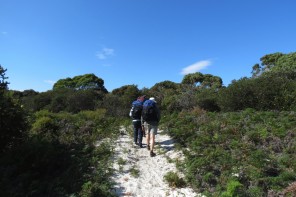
[144,122,158,135]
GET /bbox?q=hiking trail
[110,127,203,197]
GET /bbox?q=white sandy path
[110,127,203,197]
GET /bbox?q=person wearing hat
[143,97,161,157]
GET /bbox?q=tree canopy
[252,52,296,77]
[181,72,223,89]
[53,74,108,93]
[0,65,9,92]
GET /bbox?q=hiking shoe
[139,144,143,148]
[150,151,156,157]
[147,145,150,150]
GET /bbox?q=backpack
[131,100,143,119]
[142,100,157,121]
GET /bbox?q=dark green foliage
[0,66,27,152]
[252,52,296,77]
[53,73,108,93]
[31,91,53,111]
[182,72,223,89]
[10,89,39,112]
[65,90,97,113]
[1,67,119,196]
[49,91,69,113]
[107,85,141,117]
[196,88,220,112]
[14,88,105,113]
[218,72,296,111]
[149,80,180,107]
[0,109,119,196]
[252,52,284,77]
[0,65,9,91]
[182,72,204,85]
[218,77,255,111]
[30,109,119,144]
[0,93,27,152]
[151,80,179,91]
[165,109,296,195]
[100,94,124,117]
[3,51,296,196]
[0,138,115,197]
[53,77,75,89]
[221,180,244,197]
[164,171,186,188]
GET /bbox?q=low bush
[164,171,186,188]
[0,109,121,196]
[164,109,296,196]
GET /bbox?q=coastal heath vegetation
[1,52,296,196]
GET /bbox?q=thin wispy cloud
[181,60,211,75]
[102,63,112,67]
[44,80,56,85]
[1,31,8,35]
[96,47,115,60]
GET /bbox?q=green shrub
[164,171,186,188]
[165,109,296,195]
[117,157,126,166]
[245,186,264,197]
[0,91,27,152]
[221,180,243,197]
[130,166,140,178]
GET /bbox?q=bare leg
[150,133,156,157]
[150,133,155,151]
[146,132,150,149]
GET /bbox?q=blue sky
[1,0,296,92]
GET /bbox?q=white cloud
[44,80,56,85]
[181,60,211,75]
[102,63,112,67]
[96,47,115,59]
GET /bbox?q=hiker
[129,95,147,148]
[142,97,160,157]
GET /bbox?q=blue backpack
[131,100,143,119]
[142,100,157,121]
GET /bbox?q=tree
[218,73,296,111]
[181,72,223,89]
[73,74,107,92]
[270,52,296,75]
[32,91,52,111]
[181,72,204,86]
[53,74,108,93]
[0,66,27,152]
[66,90,98,113]
[251,52,296,77]
[0,65,9,92]
[202,74,223,89]
[110,85,140,116]
[53,77,75,89]
[218,77,257,111]
[149,80,180,107]
[100,94,122,117]
[151,80,179,91]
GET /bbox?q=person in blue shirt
[143,97,160,157]
[129,95,147,148]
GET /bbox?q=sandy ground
[110,127,203,197]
